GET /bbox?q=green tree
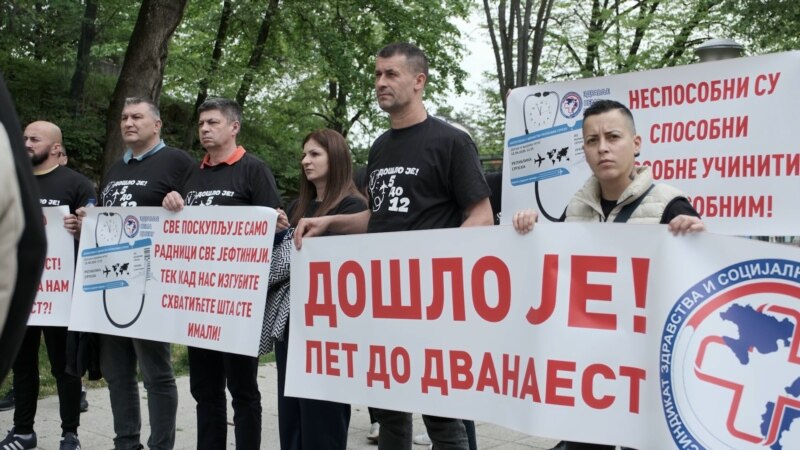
[722,0,800,53]
[482,0,557,110]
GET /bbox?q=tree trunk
[485,0,553,111]
[102,0,188,174]
[529,0,555,84]
[69,0,98,115]
[183,0,233,151]
[235,0,280,108]
[658,0,723,67]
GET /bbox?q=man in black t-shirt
[295,43,492,450]
[1,121,94,450]
[162,98,280,450]
[80,97,194,450]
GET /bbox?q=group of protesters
[1,40,707,450]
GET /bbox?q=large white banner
[502,51,800,236]
[287,225,800,449]
[70,206,277,356]
[30,206,75,326]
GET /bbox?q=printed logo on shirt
[40,198,62,206]
[368,166,420,214]
[185,190,235,206]
[102,179,149,206]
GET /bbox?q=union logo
[661,259,800,449]
[123,215,140,238]
[560,91,583,119]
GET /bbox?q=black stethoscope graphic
[522,91,559,134]
[95,212,145,328]
[522,90,562,221]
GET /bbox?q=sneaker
[413,432,432,445]
[0,389,14,411]
[0,428,37,449]
[59,432,81,450]
[366,422,379,443]
[79,387,88,413]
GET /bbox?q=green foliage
[0,56,108,182]
[1,0,797,196]
[722,0,800,53]
[541,0,729,80]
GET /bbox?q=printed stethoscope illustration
[95,212,147,328]
[522,90,570,221]
[523,91,559,133]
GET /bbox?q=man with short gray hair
[90,97,195,450]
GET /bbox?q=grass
[0,340,275,399]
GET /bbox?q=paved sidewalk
[0,362,559,449]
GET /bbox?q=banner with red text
[30,206,75,326]
[70,206,277,356]
[287,225,800,449]
[501,51,800,235]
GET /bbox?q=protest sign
[70,206,277,356]
[29,206,74,326]
[287,225,800,449]
[501,51,800,236]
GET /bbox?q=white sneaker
[367,422,380,443]
[413,432,432,445]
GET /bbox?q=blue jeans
[188,347,261,450]
[373,408,468,450]
[100,335,178,450]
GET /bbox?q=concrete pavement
[0,362,559,449]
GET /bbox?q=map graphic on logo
[560,91,582,119]
[661,259,800,450]
[124,215,139,238]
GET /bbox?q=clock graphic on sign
[94,212,147,329]
[523,91,560,134]
[95,212,123,247]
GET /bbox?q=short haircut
[124,97,161,120]
[583,99,636,133]
[377,42,429,79]
[198,97,242,124]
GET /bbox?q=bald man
[1,121,95,450]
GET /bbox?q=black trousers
[275,337,351,450]
[562,442,615,450]
[188,347,261,450]
[13,326,81,435]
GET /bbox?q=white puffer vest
[564,166,686,223]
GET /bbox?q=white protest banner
[29,206,75,326]
[70,206,276,356]
[287,225,800,449]
[501,51,800,236]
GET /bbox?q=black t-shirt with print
[287,194,367,236]
[181,152,280,207]
[101,146,195,207]
[36,165,96,213]
[366,116,490,233]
